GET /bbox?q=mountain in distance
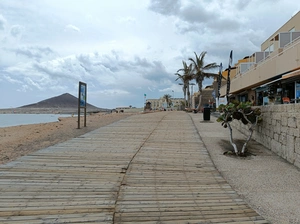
[19,93,104,111]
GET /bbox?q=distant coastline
[0,107,107,114]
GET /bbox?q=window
[264,44,274,52]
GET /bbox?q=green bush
[217,101,262,156]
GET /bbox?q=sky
[0,0,299,109]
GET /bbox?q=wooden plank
[0,112,268,223]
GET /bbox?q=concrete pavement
[191,111,300,224]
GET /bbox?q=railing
[284,35,300,48]
[233,38,300,80]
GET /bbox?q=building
[219,11,300,105]
[146,97,185,110]
[193,85,215,109]
[217,11,300,169]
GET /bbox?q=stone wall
[231,104,300,168]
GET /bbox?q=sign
[78,81,87,129]
[80,84,86,107]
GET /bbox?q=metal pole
[78,83,80,129]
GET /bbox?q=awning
[259,77,282,87]
[282,69,300,79]
[237,90,248,95]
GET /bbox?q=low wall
[231,104,300,168]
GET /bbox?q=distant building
[193,85,215,109]
[146,97,185,110]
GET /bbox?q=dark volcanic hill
[20,93,100,110]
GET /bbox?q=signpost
[78,81,87,129]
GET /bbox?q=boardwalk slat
[0,112,268,223]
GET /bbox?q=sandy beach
[0,112,133,165]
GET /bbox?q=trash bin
[203,108,210,121]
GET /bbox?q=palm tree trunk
[183,88,187,107]
[187,90,191,108]
[196,82,202,111]
[196,92,202,111]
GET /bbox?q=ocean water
[0,114,71,128]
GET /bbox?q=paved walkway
[193,112,300,224]
[0,111,271,223]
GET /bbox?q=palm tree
[175,61,193,107]
[175,73,188,107]
[189,51,218,111]
[163,94,172,108]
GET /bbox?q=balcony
[220,36,300,95]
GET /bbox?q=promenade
[1,111,297,223]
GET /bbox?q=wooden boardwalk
[0,112,268,223]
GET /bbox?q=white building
[146,97,185,110]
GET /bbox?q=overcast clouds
[0,0,299,109]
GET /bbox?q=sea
[0,114,72,128]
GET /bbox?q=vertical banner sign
[78,81,87,129]
[217,62,223,101]
[226,50,233,103]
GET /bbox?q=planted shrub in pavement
[217,101,262,156]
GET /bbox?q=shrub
[217,101,262,156]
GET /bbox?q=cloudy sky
[0,0,299,109]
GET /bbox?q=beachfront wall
[230,104,300,168]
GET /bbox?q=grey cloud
[76,53,115,77]
[0,14,6,30]
[10,25,24,37]
[175,20,205,34]
[236,0,252,10]
[92,54,154,75]
[141,60,170,82]
[235,0,280,11]
[180,4,213,24]
[75,53,173,88]
[31,57,95,86]
[149,0,242,34]
[132,56,153,68]
[77,54,93,67]
[117,56,171,82]
[13,46,55,61]
[148,0,181,16]
[208,17,241,32]
[91,53,171,84]
[4,52,173,94]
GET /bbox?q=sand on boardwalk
[0,112,133,165]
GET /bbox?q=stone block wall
[231,104,300,168]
